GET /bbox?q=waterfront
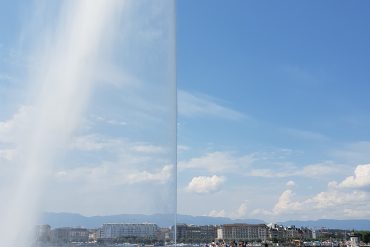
[32,242,370,247]
[34,243,163,247]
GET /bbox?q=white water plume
[0,1,126,246]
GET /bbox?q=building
[217,228,223,240]
[100,223,159,240]
[218,224,268,242]
[267,224,285,241]
[285,225,301,239]
[50,228,69,243]
[312,229,317,239]
[50,227,89,243]
[350,233,360,247]
[88,229,99,242]
[157,228,171,242]
[301,227,313,240]
[267,224,313,241]
[35,225,51,242]
[175,224,217,243]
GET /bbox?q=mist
[0,0,176,246]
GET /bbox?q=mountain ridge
[39,212,370,230]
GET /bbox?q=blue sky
[177,1,370,221]
[1,0,370,225]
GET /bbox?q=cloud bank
[186,175,226,194]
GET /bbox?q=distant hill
[39,212,263,228]
[38,212,370,230]
[177,215,264,226]
[279,219,370,231]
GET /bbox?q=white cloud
[311,189,369,209]
[57,132,173,190]
[343,208,370,218]
[69,134,119,151]
[337,164,370,189]
[206,201,252,219]
[301,162,342,177]
[250,165,370,220]
[233,201,248,219]
[125,165,173,184]
[0,149,16,161]
[283,128,328,141]
[208,209,226,217]
[300,174,370,216]
[286,180,295,188]
[130,144,165,154]
[0,106,32,144]
[179,151,254,173]
[70,134,166,157]
[177,145,190,152]
[178,90,245,120]
[180,149,344,180]
[55,164,173,186]
[249,168,288,178]
[249,161,344,178]
[251,208,274,217]
[186,175,225,194]
[273,189,303,214]
[93,115,127,126]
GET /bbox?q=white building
[350,235,359,247]
[100,223,159,239]
[217,228,223,240]
[35,225,51,242]
[50,227,89,243]
[218,224,268,241]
